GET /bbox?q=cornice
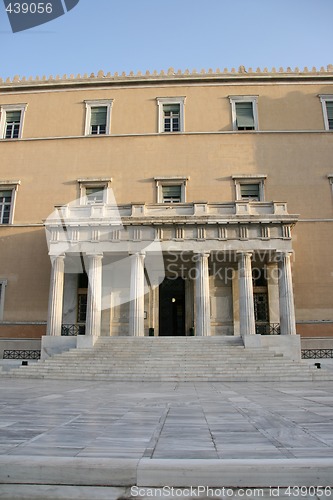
[1,65,333,92]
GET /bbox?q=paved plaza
[0,379,332,498]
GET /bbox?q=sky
[0,0,332,80]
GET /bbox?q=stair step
[3,336,333,382]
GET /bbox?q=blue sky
[0,0,332,80]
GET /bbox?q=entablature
[45,201,298,255]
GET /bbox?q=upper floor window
[84,100,113,136]
[319,95,333,130]
[0,279,7,320]
[155,176,188,203]
[162,185,182,203]
[0,181,20,224]
[229,96,258,131]
[240,183,260,200]
[78,178,112,205]
[232,175,266,201]
[156,97,185,133]
[328,174,333,195]
[0,104,27,139]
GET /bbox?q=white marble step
[4,336,332,381]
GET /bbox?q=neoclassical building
[0,65,333,354]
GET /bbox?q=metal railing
[61,324,86,336]
[255,323,280,335]
[301,349,333,359]
[3,350,41,360]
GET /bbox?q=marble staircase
[4,336,331,382]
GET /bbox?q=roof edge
[1,65,333,90]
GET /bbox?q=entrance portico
[45,200,298,350]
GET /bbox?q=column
[46,254,65,336]
[129,252,145,336]
[266,262,280,325]
[232,267,240,336]
[85,254,103,337]
[195,252,211,336]
[277,251,296,335]
[237,252,256,336]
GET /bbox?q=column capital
[50,254,65,263]
[129,251,146,257]
[193,251,210,258]
[274,251,293,262]
[236,251,253,260]
[86,253,103,259]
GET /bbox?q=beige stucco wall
[0,81,331,137]
[0,74,333,337]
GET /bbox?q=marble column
[86,254,103,337]
[277,251,296,335]
[237,252,256,336]
[195,252,211,336]
[46,255,65,336]
[129,252,145,336]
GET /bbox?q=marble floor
[0,380,333,498]
[0,379,332,460]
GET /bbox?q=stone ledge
[1,456,333,488]
[0,457,138,486]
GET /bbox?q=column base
[243,334,301,361]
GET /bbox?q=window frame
[319,95,333,131]
[0,104,27,140]
[229,96,259,131]
[154,176,188,204]
[84,100,113,136]
[232,175,266,201]
[0,279,8,321]
[78,178,112,205]
[0,180,20,224]
[156,97,186,133]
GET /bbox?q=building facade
[0,65,333,347]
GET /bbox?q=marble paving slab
[0,379,332,489]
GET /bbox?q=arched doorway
[159,277,185,336]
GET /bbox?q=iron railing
[3,350,41,360]
[61,324,86,336]
[301,349,333,359]
[255,323,280,335]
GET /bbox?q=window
[162,185,182,203]
[328,174,333,195]
[319,95,333,130]
[84,100,113,136]
[90,107,107,135]
[157,97,185,133]
[229,96,258,131]
[85,187,104,204]
[240,183,260,200]
[232,175,266,201]
[155,177,188,203]
[0,279,7,321]
[0,104,27,139]
[78,178,112,205]
[0,181,20,224]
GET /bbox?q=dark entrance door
[159,277,185,336]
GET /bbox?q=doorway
[159,277,185,336]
